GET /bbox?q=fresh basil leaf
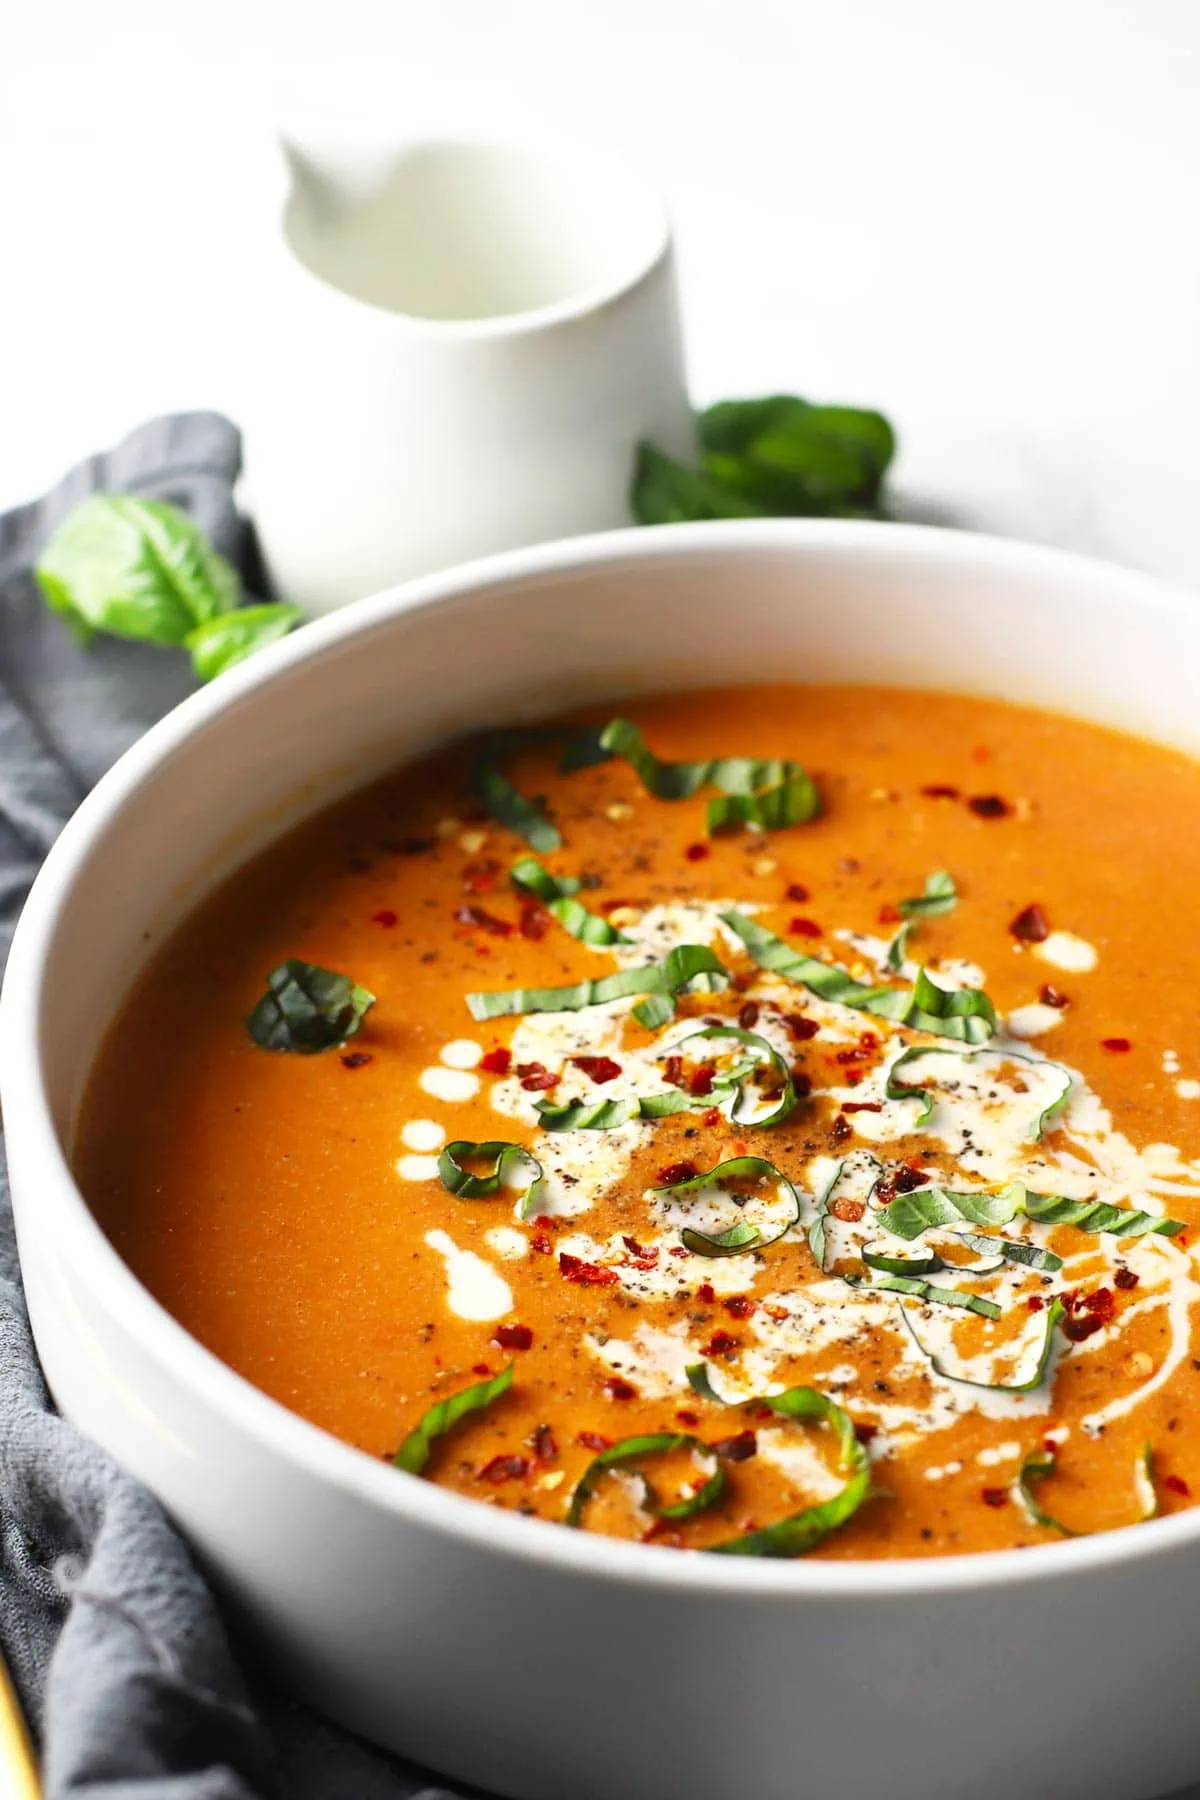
[876,1179,1182,1243]
[566,1432,726,1528]
[473,730,562,853]
[846,1271,1002,1320]
[467,943,728,1022]
[595,717,819,836]
[185,602,302,680]
[630,442,759,526]
[510,856,628,946]
[393,1364,513,1476]
[633,992,677,1030]
[1015,1442,1158,1537]
[721,910,997,1045]
[535,1096,642,1130]
[698,397,895,518]
[247,959,375,1053]
[885,1043,1072,1140]
[35,494,241,648]
[653,1155,802,1258]
[438,1141,544,1214]
[898,869,958,919]
[902,1297,1064,1393]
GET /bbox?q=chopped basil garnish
[393,1364,513,1476]
[862,1244,948,1277]
[846,1271,1002,1320]
[1015,1443,1157,1536]
[590,717,820,835]
[565,1432,726,1529]
[535,1030,793,1134]
[652,1155,802,1257]
[953,1230,1063,1273]
[684,1365,874,1557]
[676,1025,798,1128]
[886,871,958,971]
[885,1044,1071,1139]
[721,910,996,1044]
[466,943,728,1023]
[473,730,562,852]
[808,1156,882,1272]
[901,1297,1064,1393]
[510,856,629,946]
[247,959,375,1053]
[437,1140,544,1214]
[877,1179,1182,1243]
[535,1096,642,1131]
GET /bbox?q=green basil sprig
[877,1179,1183,1244]
[589,717,819,836]
[1015,1443,1157,1537]
[509,856,628,945]
[885,1044,1071,1139]
[247,959,375,1053]
[886,869,957,970]
[393,1364,514,1476]
[466,943,728,1025]
[438,1141,544,1215]
[652,1155,802,1257]
[721,910,996,1045]
[845,1272,1002,1320]
[566,1433,726,1529]
[35,494,300,679]
[684,1364,874,1557]
[901,1298,1064,1393]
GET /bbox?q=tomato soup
[78,685,1200,1558]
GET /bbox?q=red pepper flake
[658,1160,699,1187]
[921,783,961,800]
[701,1330,741,1359]
[518,902,550,940]
[455,903,513,936]
[340,1051,374,1069]
[785,883,810,903]
[530,1232,553,1256]
[784,1013,820,1042]
[479,1045,512,1076]
[696,1281,716,1304]
[1027,1294,1045,1311]
[559,1253,619,1287]
[980,1487,1008,1509]
[532,1215,558,1231]
[790,917,822,938]
[737,1000,761,1030]
[873,1165,931,1203]
[472,1363,493,1377]
[791,1070,813,1098]
[711,1430,758,1462]
[371,908,398,928]
[1165,1474,1191,1498]
[598,896,650,914]
[842,1101,883,1114]
[765,1304,791,1322]
[493,1322,533,1351]
[854,1421,879,1445]
[663,1054,686,1088]
[688,1063,716,1097]
[516,1061,560,1092]
[702,1107,723,1128]
[877,903,902,925]
[1114,1267,1140,1291]
[830,1115,853,1145]
[1063,1312,1104,1342]
[641,1518,683,1546]
[724,1295,757,1320]
[830,1195,866,1224]
[621,1234,658,1264]
[675,1409,699,1427]
[1101,1037,1132,1054]
[685,842,710,862]
[967,794,1011,819]
[461,857,502,893]
[1039,984,1070,1008]
[1082,1287,1116,1323]
[1009,904,1049,943]
[530,1424,558,1462]
[604,1376,638,1402]
[479,1455,529,1485]
[572,1054,622,1085]
[577,1430,613,1451]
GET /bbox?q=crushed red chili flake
[675,1409,699,1427]
[967,794,1011,819]
[873,1165,930,1203]
[921,783,961,800]
[1165,1474,1191,1497]
[854,1421,879,1445]
[790,917,822,938]
[530,1424,558,1462]
[371,908,398,928]
[783,1013,820,1041]
[472,1363,493,1377]
[572,1054,622,1084]
[461,857,502,893]
[830,1115,853,1145]
[479,1455,529,1485]
[532,1215,558,1231]
[493,1323,534,1351]
[738,1000,761,1029]
[712,1430,758,1462]
[791,1070,813,1098]
[1114,1266,1140,1291]
[1082,1287,1116,1323]
[1027,1294,1045,1311]
[724,1295,756,1320]
[658,1160,699,1187]
[1038,984,1070,1008]
[877,903,902,925]
[340,1052,373,1069]
[1009,903,1049,943]
[641,1519,683,1546]
[577,1430,613,1451]
[669,1246,690,1259]
[685,842,711,862]
[701,1330,741,1358]
[604,1376,639,1402]
[765,1304,790,1322]
[559,1253,619,1286]
[842,1100,883,1114]
[1063,1312,1104,1343]
[455,903,513,936]
[696,1282,716,1304]
[980,1487,1008,1508]
[688,1063,716,1097]
[830,1195,867,1224]
[518,902,550,940]
[479,1046,513,1076]
[785,882,810,903]
[702,1107,722,1127]
[621,1234,658,1263]
[663,1054,686,1088]
[530,1233,553,1255]
[1101,1037,1132,1053]
[516,1061,560,1092]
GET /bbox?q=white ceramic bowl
[5,521,1200,1800]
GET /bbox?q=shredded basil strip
[862,1244,947,1277]
[1015,1443,1157,1537]
[535,1028,790,1135]
[877,1179,1183,1243]
[589,717,820,835]
[684,1365,873,1557]
[677,1025,797,1127]
[653,1155,802,1258]
[247,959,375,1053]
[509,856,629,946]
[846,1272,1002,1320]
[473,730,562,853]
[437,1141,544,1214]
[885,1044,1071,1139]
[901,1297,1064,1393]
[721,910,996,1045]
[808,1156,883,1273]
[886,871,957,972]
[393,1364,514,1476]
[466,943,728,1023]
[952,1230,1063,1273]
[565,1432,726,1529]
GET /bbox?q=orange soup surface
[79,685,1200,1558]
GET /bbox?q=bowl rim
[6,513,1200,1603]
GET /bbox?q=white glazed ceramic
[239,132,693,614]
[7,521,1200,1800]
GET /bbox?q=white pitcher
[239,130,695,614]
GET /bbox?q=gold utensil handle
[0,1647,40,1799]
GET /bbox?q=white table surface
[4,3,1200,1795]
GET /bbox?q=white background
[3,0,1200,587]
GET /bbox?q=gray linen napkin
[0,414,479,1800]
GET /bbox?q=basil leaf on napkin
[185,603,302,679]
